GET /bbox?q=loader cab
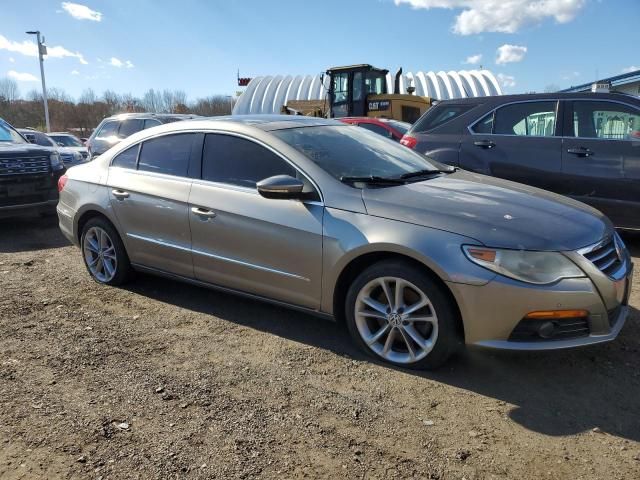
[327,64,388,118]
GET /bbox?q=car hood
[361,170,610,251]
[0,142,54,156]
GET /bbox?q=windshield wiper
[340,175,406,185]
[398,167,457,180]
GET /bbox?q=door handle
[474,140,495,149]
[191,207,217,219]
[111,189,129,199]
[567,147,593,157]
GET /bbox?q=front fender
[320,207,496,314]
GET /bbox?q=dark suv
[401,92,640,229]
[0,118,65,218]
[87,113,199,159]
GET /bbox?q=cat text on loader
[282,64,434,123]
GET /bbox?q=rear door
[561,99,640,228]
[188,133,324,309]
[108,133,202,277]
[460,100,565,192]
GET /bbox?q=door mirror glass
[257,175,304,199]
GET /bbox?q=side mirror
[257,175,304,199]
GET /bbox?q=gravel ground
[1,215,639,480]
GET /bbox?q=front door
[561,100,640,228]
[188,133,324,309]
[460,100,565,193]
[108,133,201,277]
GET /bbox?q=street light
[26,30,50,132]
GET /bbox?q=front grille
[581,237,622,277]
[0,155,50,177]
[60,153,75,163]
[509,317,590,342]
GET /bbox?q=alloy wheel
[354,276,438,364]
[83,226,118,283]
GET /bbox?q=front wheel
[81,217,132,286]
[345,260,461,369]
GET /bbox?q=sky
[0,0,638,102]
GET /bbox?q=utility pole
[26,30,50,132]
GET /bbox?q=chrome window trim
[467,97,640,141]
[467,99,560,137]
[126,233,310,282]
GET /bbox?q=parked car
[58,116,632,369]
[339,117,411,141]
[48,132,89,160]
[400,92,640,230]
[18,128,86,167]
[87,113,199,159]
[0,118,65,218]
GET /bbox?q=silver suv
[57,116,633,369]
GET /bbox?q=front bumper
[447,260,633,351]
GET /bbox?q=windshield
[384,120,410,135]
[273,125,444,181]
[50,134,83,147]
[0,121,27,144]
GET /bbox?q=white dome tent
[233,69,502,115]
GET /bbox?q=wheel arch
[331,250,465,341]
[75,206,122,244]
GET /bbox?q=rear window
[412,104,476,133]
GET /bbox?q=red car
[339,117,411,142]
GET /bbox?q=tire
[345,260,461,370]
[80,217,132,286]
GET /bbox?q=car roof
[201,114,345,131]
[434,91,640,105]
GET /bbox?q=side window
[97,121,119,138]
[353,72,363,101]
[111,144,139,169]
[571,101,640,140]
[494,101,557,136]
[143,119,161,130]
[359,123,392,138]
[472,112,494,134]
[137,134,194,177]
[118,119,143,139]
[202,134,296,189]
[413,104,476,132]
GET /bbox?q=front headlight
[49,152,63,169]
[462,246,584,285]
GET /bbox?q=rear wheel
[81,217,132,286]
[345,260,461,369]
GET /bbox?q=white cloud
[463,53,482,65]
[7,70,38,82]
[496,73,516,88]
[496,44,527,64]
[9,57,15,63]
[0,34,87,64]
[71,69,79,75]
[61,2,102,21]
[622,65,639,73]
[393,0,585,35]
[109,57,134,68]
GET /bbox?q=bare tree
[0,77,20,103]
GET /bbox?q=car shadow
[126,272,640,443]
[0,215,70,253]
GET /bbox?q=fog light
[537,321,556,339]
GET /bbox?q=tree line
[0,77,235,136]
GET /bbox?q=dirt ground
[0,215,639,480]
